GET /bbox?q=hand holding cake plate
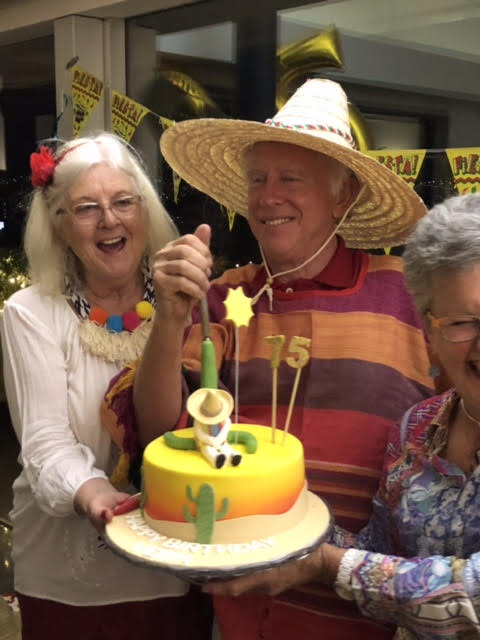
[105,289,332,582]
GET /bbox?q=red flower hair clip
[30,146,56,188]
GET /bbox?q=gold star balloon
[224,287,254,328]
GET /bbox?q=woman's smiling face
[429,263,480,414]
[57,163,148,289]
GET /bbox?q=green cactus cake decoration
[227,430,258,453]
[183,483,229,544]
[164,431,197,450]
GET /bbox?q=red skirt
[17,586,213,640]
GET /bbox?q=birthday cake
[105,400,331,579]
[105,288,331,580]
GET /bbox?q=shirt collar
[313,235,360,288]
[426,389,459,456]
[269,235,361,291]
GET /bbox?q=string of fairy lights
[0,174,30,309]
[0,250,29,310]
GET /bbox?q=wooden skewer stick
[264,335,285,443]
[223,286,255,430]
[271,367,279,442]
[199,297,210,339]
[282,336,311,444]
[234,325,239,427]
[282,368,302,444]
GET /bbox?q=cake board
[105,490,332,583]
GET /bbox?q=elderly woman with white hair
[0,133,212,640]
[205,193,480,639]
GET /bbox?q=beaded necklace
[66,260,156,364]
[67,260,155,320]
[88,299,154,333]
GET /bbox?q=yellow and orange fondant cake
[106,421,331,579]
[144,425,305,542]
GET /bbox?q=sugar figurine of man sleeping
[187,388,242,469]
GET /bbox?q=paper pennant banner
[159,116,175,130]
[446,148,480,194]
[111,91,150,142]
[365,149,426,189]
[72,65,104,137]
[226,208,236,231]
[221,206,236,231]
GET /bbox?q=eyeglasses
[428,312,480,343]
[65,195,142,225]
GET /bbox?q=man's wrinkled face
[246,142,348,272]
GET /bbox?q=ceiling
[281,0,480,61]
[3,0,480,91]
[0,0,201,89]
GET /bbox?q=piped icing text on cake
[126,513,275,565]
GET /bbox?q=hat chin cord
[251,197,355,311]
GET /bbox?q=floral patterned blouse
[332,389,480,639]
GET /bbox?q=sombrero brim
[104,491,332,583]
[160,119,427,249]
[187,388,234,425]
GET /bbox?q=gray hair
[403,193,480,314]
[25,132,178,296]
[325,155,353,199]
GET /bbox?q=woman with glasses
[204,193,480,639]
[0,133,211,639]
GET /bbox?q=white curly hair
[25,132,178,296]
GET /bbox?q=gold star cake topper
[224,287,254,328]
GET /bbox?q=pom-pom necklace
[88,300,154,333]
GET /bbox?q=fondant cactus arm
[164,431,197,450]
[183,484,197,523]
[183,485,200,525]
[227,430,258,453]
[215,497,229,520]
[183,504,195,523]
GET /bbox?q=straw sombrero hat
[160,78,427,249]
[187,388,234,424]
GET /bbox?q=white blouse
[1,285,186,605]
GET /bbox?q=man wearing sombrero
[105,79,436,639]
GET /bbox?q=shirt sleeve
[334,548,480,638]
[1,298,107,517]
[331,403,480,638]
